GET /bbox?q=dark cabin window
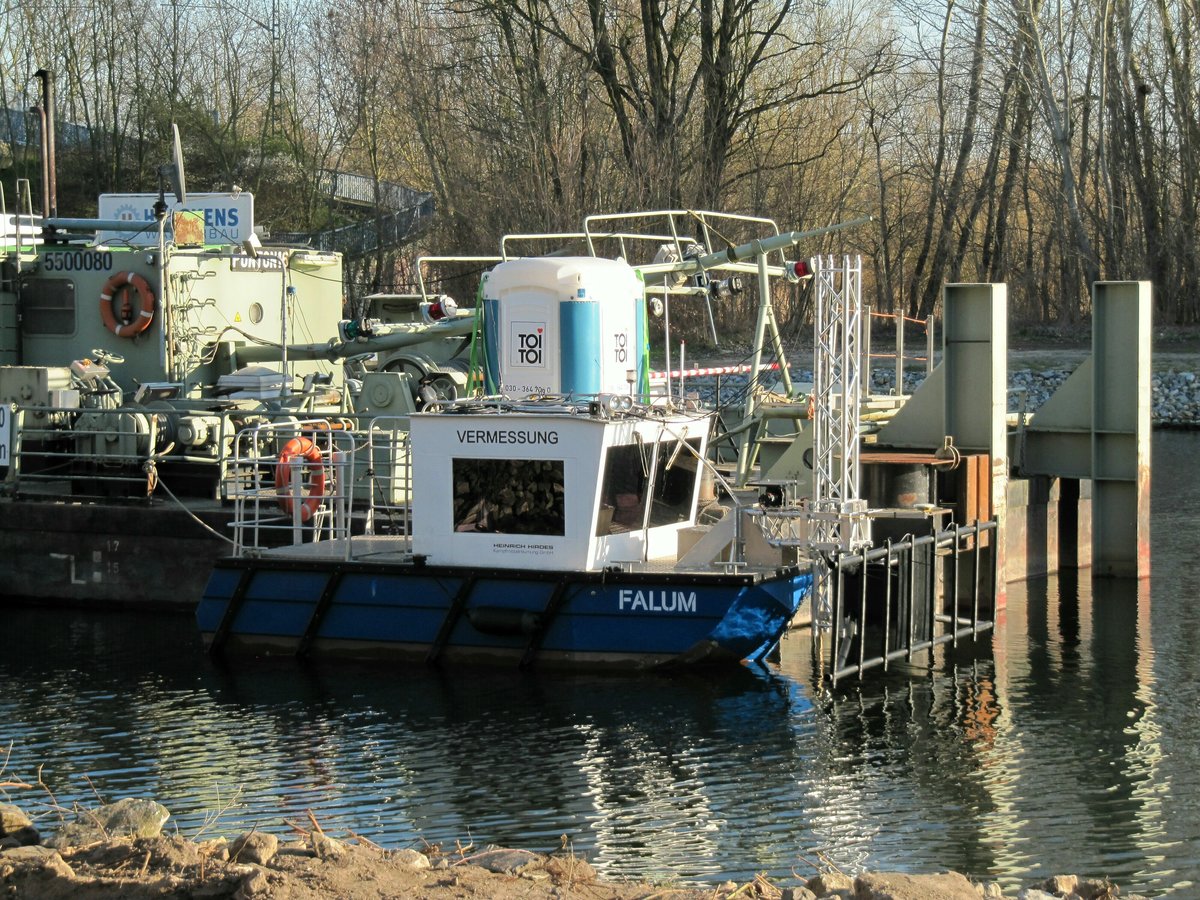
[452,458,565,535]
[648,437,702,527]
[595,443,650,535]
[22,279,76,335]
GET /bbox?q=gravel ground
[667,345,1200,427]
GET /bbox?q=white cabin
[409,406,711,571]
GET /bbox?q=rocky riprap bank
[695,366,1200,427]
[948,368,1197,427]
[1,798,1154,899]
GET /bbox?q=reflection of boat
[197,250,817,668]
[0,602,803,860]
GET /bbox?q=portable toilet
[481,257,647,398]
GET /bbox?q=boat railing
[0,179,42,254]
[582,209,782,266]
[864,308,937,394]
[227,419,357,555]
[3,402,174,500]
[816,519,999,685]
[1,403,342,506]
[363,415,413,550]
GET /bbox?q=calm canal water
[2,432,1198,896]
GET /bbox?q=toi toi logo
[613,332,627,363]
[515,326,544,366]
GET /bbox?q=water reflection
[1,433,1198,896]
[0,615,814,881]
[199,661,824,880]
[990,575,1165,889]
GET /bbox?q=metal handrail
[227,420,357,554]
[824,518,999,685]
[364,415,413,554]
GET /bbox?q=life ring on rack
[275,437,326,522]
[99,271,156,338]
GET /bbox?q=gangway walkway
[273,169,434,260]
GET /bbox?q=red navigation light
[786,259,814,283]
[421,294,459,323]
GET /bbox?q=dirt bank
[0,828,1148,900]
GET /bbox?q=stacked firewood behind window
[453,459,566,535]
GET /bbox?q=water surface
[2,431,1197,896]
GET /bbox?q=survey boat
[196,254,815,668]
[196,401,813,668]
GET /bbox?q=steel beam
[872,285,1008,503]
[873,283,1006,461]
[1092,282,1152,577]
[873,284,1008,594]
[1019,281,1150,578]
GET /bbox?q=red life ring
[99,271,156,338]
[275,437,326,522]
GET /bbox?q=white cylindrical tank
[481,257,645,398]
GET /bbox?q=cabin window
[648,437,703,527]
[595,437,702,535]
[452,458,565,535]
[21,279,76,335]
[595,443,650,535]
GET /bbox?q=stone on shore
[1040,875,1078,895]
[391,847,432,868]
[46,798,170,849]
[544,852,597,885]
[808,871,855,895]
[232,864,270,898]
[0,803,39,848]
[228,830,278,866]
[466,846,544,874]
[0,787,1167,900]
[852,870,980,899]
[309,830,349,863]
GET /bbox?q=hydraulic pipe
[635,216,874,278]
[44,217,168,232]
[695,217,873,270]
[234,314,477,364]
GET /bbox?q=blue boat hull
[196,558,813,669]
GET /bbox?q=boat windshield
[595,437,702,536]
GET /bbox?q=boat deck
[258,536,411,563]
[252,537,801,580]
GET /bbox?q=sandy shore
[0,829,1145,900]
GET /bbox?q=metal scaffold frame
[809,255,870,627]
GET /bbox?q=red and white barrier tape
[649,361,788,380]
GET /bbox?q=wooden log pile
[453,459,565,534]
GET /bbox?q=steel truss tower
[809,255,870,627]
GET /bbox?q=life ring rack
[99,271,156,338]
[275,436,327,522]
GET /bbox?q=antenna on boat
[154,123,188,223]
[167,123,188,205]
